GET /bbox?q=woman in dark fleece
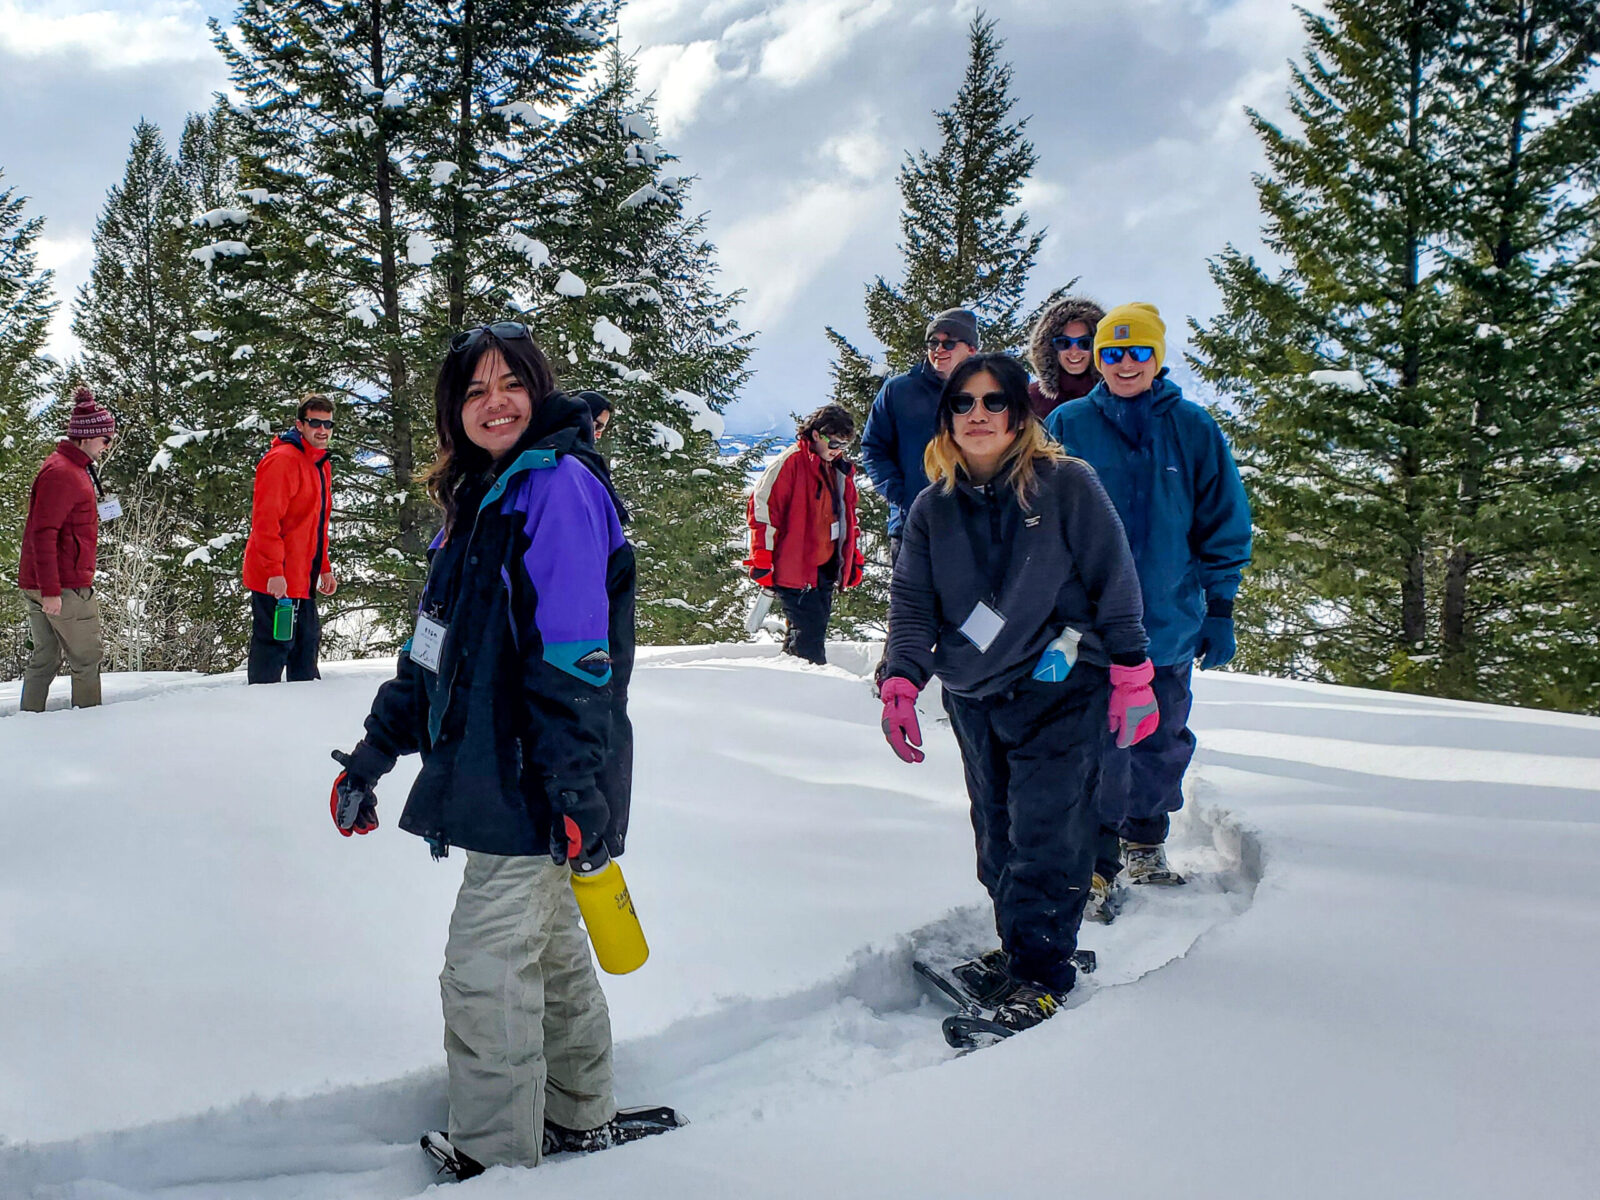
[876,352,1160,1032]
[327,324,677,1178]
[1026,295,1106,420]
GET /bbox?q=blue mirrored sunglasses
[1099,346,1156,366]
[1051,334,1094,352]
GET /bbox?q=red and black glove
[749,565,774,590]
[550,786,610,874]
[843,553,865,590]
[329,749,380,836]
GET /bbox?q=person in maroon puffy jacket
[242,394,338,683]
[743,404,866,665]
[17,389,117,712]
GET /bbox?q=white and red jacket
[744,438,865,591]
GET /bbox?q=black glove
[549,786,610,873]
[330,749,379,836]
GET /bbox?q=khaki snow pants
[441,852,616,1169]
[20,587,103,712]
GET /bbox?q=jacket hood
[1028,295,1107,402]
[487,390,630,524]
[273,428,332,461]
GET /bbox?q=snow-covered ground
[2,645,1597,1198]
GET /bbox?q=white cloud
[633,40,733,137]
[717,178,892,329]
[0,1,214,69]
[735,0,899,87]
[819,124,890,181]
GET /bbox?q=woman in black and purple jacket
[329,325,668,1177]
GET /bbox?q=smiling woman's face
[461,349,532,458]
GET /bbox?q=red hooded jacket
[242,430,333,599]
[744,438,865,591]
[19,440,100,596]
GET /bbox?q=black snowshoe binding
[421,1131,486,1182]
[543,1105,687,1156]
[915,948,1089,1050]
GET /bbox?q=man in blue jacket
[1046,302,1251,900]
[860,307,980,564]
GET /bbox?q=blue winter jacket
[859,360,945,536]
[1045,374,1251,666]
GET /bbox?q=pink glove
[1108,660,1160,749]
[880,677,924,763]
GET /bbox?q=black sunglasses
[1051,334,1094,352]
[949,391,1010,416]
[824,436,852,450]
[926,336,965,352]
[301,417,334,430]
[449,321,532,352]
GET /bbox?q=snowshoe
[543,1105,687,1156]
[1085,872,1123,923]
[949,947,1096,1007]
[421,1131,486,1182]
[1122,841,1186,886]
[941,1012,1016,1050]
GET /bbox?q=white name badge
[959,601,1006,653]
[97,495,123,522]
[830,521,840,540]
[409,613,447,672]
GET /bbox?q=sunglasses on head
[926,336,965,352]
[1051,334,1094,353]
[949,391,1010,416]
[1099,345,1156,366]
[301,417,334,430]
[449,321,532,352]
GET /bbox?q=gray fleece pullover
[884,455,1148,699]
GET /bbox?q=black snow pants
[942,668,1108,994]
[775,572,835,666]
[247,591,323,684]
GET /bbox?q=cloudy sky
[1,0,1311,433]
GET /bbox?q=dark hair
[577,390,613,419]
[797,403,854,442]
[423,329,557,535]
[937,353,1035,437]
[297,393,334,420]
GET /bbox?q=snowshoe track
[2,797,1260,1199]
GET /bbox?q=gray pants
[20,587,103,711]
[442,852,616,1169]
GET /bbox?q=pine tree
[209,0,616,648]
[516,54,757,643]
[862,11,1043,369]
[71,120,197,491]
[0,170,58,677]
[1189,0,1466,692]
[1430,2,1600,706]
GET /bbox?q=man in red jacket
[18,389,117,711]
[744,404,866,665]
[242,394,337,683]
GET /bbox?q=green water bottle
[272,597,295,642]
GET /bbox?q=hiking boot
[1122,841,1186,886]
[990,981,1067,1032]
[543,1106,686,1157]
[1084,872,1121,923]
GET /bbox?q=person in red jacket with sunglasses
[744,404,866,665]
[242,394,338,683]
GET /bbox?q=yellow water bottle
[570,858,649,975]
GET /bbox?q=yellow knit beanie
[1094,302,1167,372]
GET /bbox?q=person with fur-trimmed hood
[744,404,866,665]
[1027,295,1105,420]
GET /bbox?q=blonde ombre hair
[924,353,1065,511]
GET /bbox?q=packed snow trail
[3,644,1597,1199]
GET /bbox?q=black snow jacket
[883,455,1148,700]
[344,393,636,858]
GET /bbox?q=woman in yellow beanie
[1044,302,1252,910]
